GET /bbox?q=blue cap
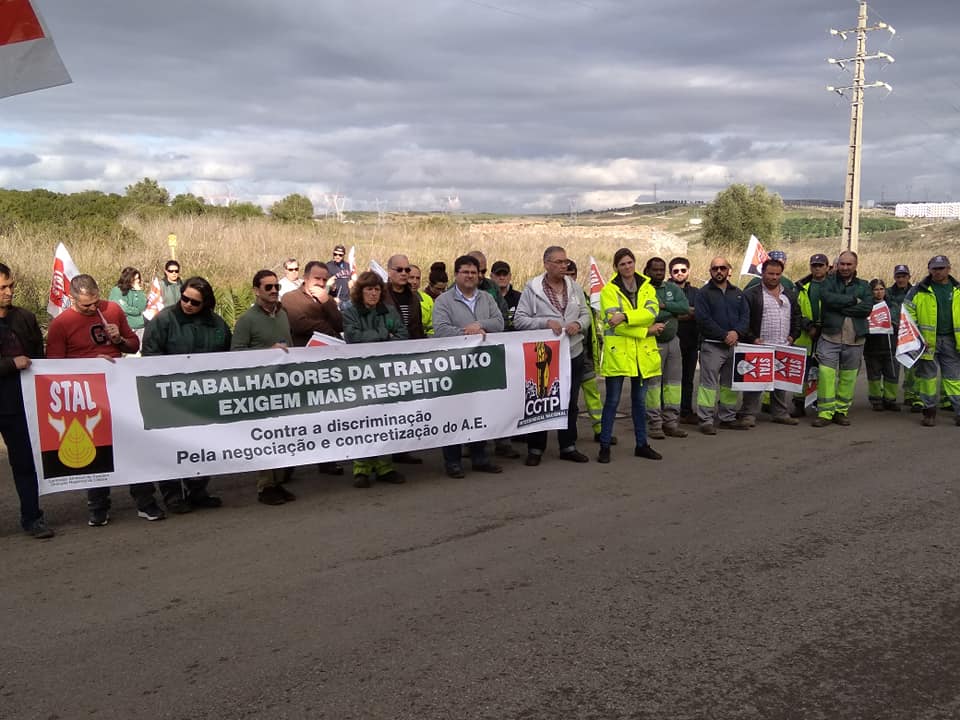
[928,255,950,270]
[893,264,910,276]
[769,250,787,262]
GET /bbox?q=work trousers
[914,335,960,416]
[864,351,900,404]
[742,388,791,420]
[0,407,42,529]
[815,337,863,419]
[696,342,739,424]
[646,337,682,431]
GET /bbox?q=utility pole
[827,2,895,253]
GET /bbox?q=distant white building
[895,202,960,219]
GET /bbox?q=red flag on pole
[0,0,71,99]
[143,276,164,321]
[587,256,604,312]
[738,235,768,279]
[47,242,79,318]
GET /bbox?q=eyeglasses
[391,266,412,273]
[671,268,688,274]
[180,294,203,307]
[261,283,280,291]
[286,266,299,272]
[710,266,729,272]
[332,252,344,258]
[166,268,180,274]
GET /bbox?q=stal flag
[142,276,164,321]
[805,365,819,407]
[731,343,775,391]
[868,301,893,334]
[896,308,926,368]
[738,235,768,279]
[773,345,807,393]
[0,0,71,99]
[588,256,605,312]
[47,242,79,318]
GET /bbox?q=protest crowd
[2,241,958,540]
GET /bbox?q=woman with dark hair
[865,278,900,411]
[108,266,147,340]
[425,261,448,299]
[141,276,231,512]
[597,248,665,464]
[342,271,409,487]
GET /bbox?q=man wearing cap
[745,250,796,292]
[888,264,921,411]
[490,261,522,329]
[694,256,751,434]
[791,253,830,417]
[326,245,352,304]
[741,258,802,426]
[812,250,872,427]
[903,255,960,426]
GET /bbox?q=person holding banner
[740,258,802,426]
[597,248,663,463]
[812,251,872,427]
[433,254,504,478]
[46,275,151,526]
[888,264,921,411]
[0,263,54,538]
[232,270,296,505]
[513,246,592,466]
[342,271,411,487]
[643,257,690,439]
[282,261,343,347]
[903,255,960,427]
[141,276,231,512]
[694,257,751,434]
[864,279,901,412]
[107,267,147,342]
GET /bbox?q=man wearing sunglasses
[278,257,302,298]
[693,257,750,434]
[326,245,352,304]
[160,260,183,308]
[232,270,295,505]
[669,257,699,425]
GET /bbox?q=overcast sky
[2,0,956,213]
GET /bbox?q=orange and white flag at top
[739,235,768,279]
[47,242,79,318]
[587,256,605,312]
[0,0,71,100]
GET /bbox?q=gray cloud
[2,0,954,210]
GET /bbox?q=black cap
[332,244,346,254]
[928,255,950,270]
[566,259,578,274]
[809,253,828,266]
[491,261,511,275]
[893,264,910,276]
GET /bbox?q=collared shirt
[454,285,479,314]
[542,277,568,316]
[760,285,791,345]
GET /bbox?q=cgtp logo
[518,340,564,428]
[34,374,114,479]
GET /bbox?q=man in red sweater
[46,274,160,527]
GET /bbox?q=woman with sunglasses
[597,248,665,464]
[141,276,231,512]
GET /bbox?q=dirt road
[2,382,959,719]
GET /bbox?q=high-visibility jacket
[904,275,960,360]
[794,275,823,354]
[599,273,661,379]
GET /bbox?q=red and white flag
[731,343,775,391]
[47,241,78,318]
[347,245,357,281]
[142,276,164,321]
[868,302,893,335]
[588,256,604,312]
[0,0,71,99]
[773,345,807,393]
[896,308,926,368]
[738,235,768,279]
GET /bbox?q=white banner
[0,1,71,99]
[731,343,806,392]
[22,331,570,494]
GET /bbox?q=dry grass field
[4,210,960,328]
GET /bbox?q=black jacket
[741,283,802,345]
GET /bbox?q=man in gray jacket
[433,255,505,478]
[514,245,591,465]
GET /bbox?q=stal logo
[35,374,115,479]
[518,340,564,428]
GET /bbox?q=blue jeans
[599,375,647,448]
[442,441,489,470]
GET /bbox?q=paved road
[2,382,959,720]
